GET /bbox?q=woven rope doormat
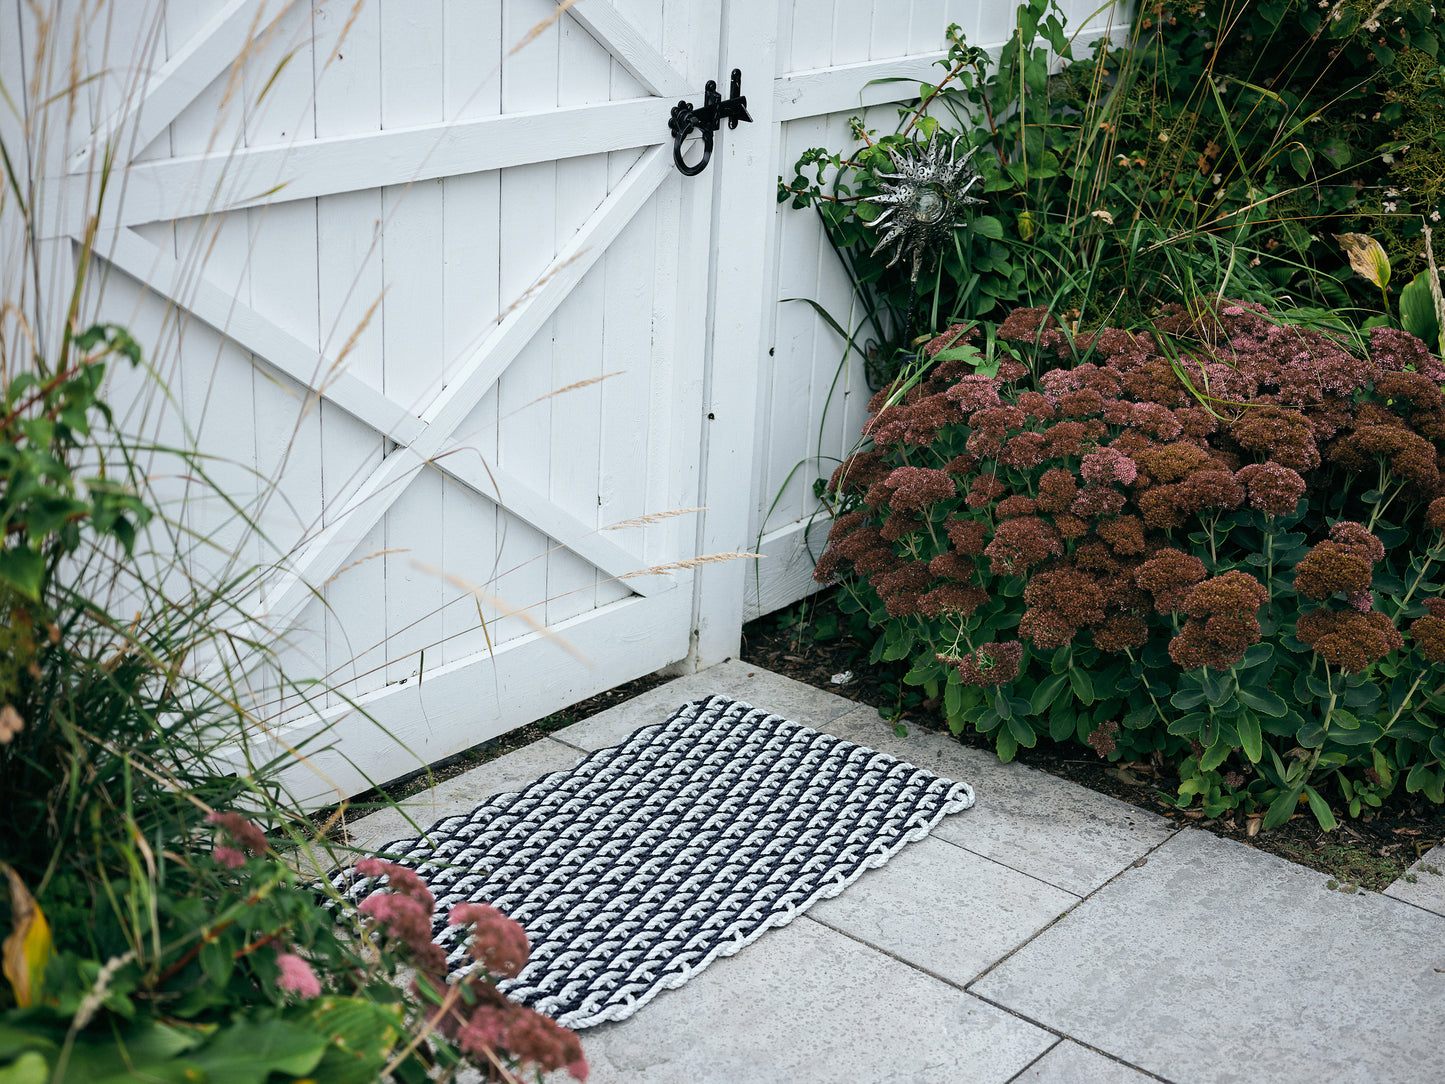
[333,694,974,1029]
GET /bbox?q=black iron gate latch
[668,69,752,176]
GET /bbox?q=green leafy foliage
[815,300,1445,832]
[782,0,1445,387]
[0,324,585,1082]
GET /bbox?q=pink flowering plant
[816,301,1445,830]
[0,327,583,1083]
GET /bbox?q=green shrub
[0,324,586,1081]
[781,0,1445,384]
[815,302,1445,829]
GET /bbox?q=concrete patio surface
[345,660,1445,1084]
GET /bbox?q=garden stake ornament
[868,133,986,341]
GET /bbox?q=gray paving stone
[342,736,584,852]
[822,706,1177,895]
[578,914,1054,1084]
[807,835,1079,987]
[1010,1041,1159,1083]
[552,659,861,752]
[1384,843,1445,917]
[973,829,1445,1084]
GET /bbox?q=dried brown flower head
[1295,609,1403,673]
[1135,549,1208,612]
[1411,612,1445,665]
[945,517,990,555]
[985,516,1064,575]
[1235,462,1306,515]
[1172,469,1245,515]
[884,466,957,511]
[1231,407,1319,472]
[1294,541,1372,600]
[938,640,1023,687]
[1093,612,1149,653]
[1328,521,1385,564]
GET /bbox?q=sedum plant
[815,301,1445,830]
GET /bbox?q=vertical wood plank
[547,17,613,623]
[439,168,501,663]
[313,0,383,137]
[380,0,444,128]
[313,0,386,699]
[81,0,164,157]
[765,116,824,533]
[171,210,262,589]
[596,185,654,607]
[245,199,324,592]
[377,0,448,685]
[787,0,834,71]
[436,2,503,662]
[382,461,447,683]
[443,0,501,119]
[908,0,947,53]
[131,12,171,162]
[379,174,446,681]
[689,0,775,667]
[831,0,872,66]
[973,0,1016,45]
[242,0,314,146]
[869,0,910,59]
[490,0,558,645]
[323,519,390,699]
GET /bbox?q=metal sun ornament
[868,133,986,284]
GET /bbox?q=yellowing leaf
[1333,232,1391,291]
[2,863,52,1008]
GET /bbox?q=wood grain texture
[12,0,1130,802]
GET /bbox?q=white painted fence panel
[5,0,731,807]
[3,0,1122,804]
[745,0,1129,619]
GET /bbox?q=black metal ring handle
[672,120,714,177]
[667,73,748,177]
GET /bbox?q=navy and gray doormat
[333,694,974,1029]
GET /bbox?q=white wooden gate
[5,0,1117,804]
[7,0,776,805]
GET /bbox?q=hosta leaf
[1398,268,1443,348]
[1333,232,1390,290]
[1,864,51,1008]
